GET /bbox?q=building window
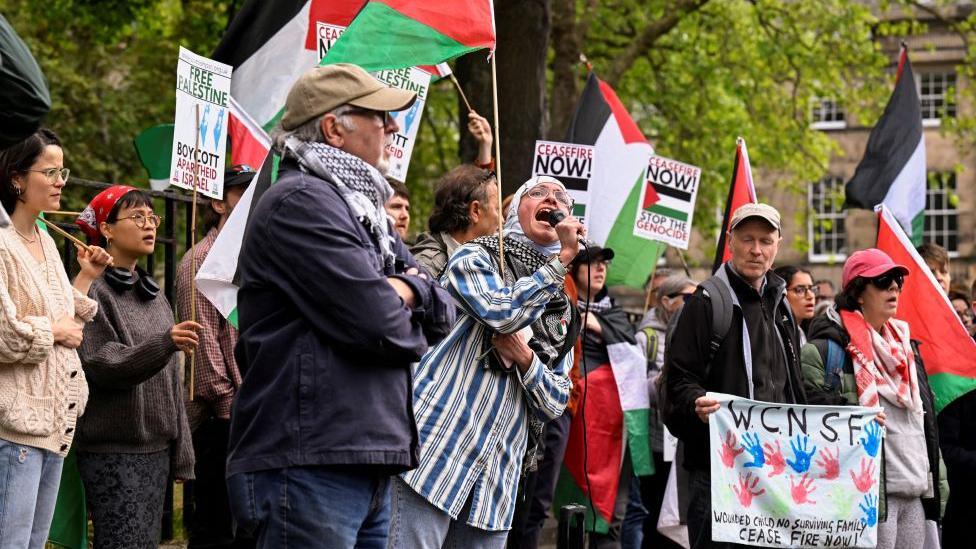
[808,176,847,261]
[923,171,959,255]
[918,71,956,125]
[810,98,846,130]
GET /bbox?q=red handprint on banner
[731,473,766,507]
[789,474,817,505]
[717,430,744,468]
[763,440,786,477]
[850,457,876,493]
[815,447,840,480]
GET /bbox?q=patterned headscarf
[76,185,138,245]
[504,176,569,256]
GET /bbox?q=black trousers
[686,469,747,549]
[186,417,255,549]
[508,411,574,549]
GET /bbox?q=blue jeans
[621,474,648,549]
[388,476,508,549]
[0,438,64,549]
[227,466,390,549]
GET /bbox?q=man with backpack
[664,203,806,549]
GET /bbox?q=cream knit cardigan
[0,226,96,456]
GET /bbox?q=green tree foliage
[1,0,231,210]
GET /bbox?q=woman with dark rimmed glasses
[774,265,816,344]
[800,248,944,549]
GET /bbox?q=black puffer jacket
[665,265,806,471]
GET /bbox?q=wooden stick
[43,210,84,216]
[677,248,692,278]
[189,103,201,402]
[490,54,505,279]
[34,216,91,253]
[449,73,474,114]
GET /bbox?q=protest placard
[708,392,884,548]
[374,67,431,182]
[315,22,346,61]
[632,155,700,249]
[170,46,232,200]
[533,140,595,224]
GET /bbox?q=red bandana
[76,185,138,245]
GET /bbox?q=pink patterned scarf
[840,309,921,411]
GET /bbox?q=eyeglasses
[524,186,574,208]
[115,213,162,229]
[347,107,392,127]
[868,273,904,290]
[788,285,818,297]
[26,167,70,183]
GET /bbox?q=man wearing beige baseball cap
[225,64,456,548]
[664,202,807,549]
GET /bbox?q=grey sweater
[76,274,194,479]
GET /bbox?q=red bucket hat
[76,185,138,245]
[841,248,910,289]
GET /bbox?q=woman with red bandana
[74,186,201,549]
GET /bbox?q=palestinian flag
[212,0,365,131]
[846,45,926,245]
[563,73,662,288]
[196,104,271,325]
[712,137,757,272]
[875,204,976,412]
[321,0,495,72]
[133,124,174,191]
[554,306,653,533]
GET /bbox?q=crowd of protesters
[4,50,976,549]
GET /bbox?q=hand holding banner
[708,392,883,548]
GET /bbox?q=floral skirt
[77,449,169,549]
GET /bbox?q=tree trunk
[548,0,583,140]
[456,0,551,196]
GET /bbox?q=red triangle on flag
[641,181,660,210]
[876,205,976,412]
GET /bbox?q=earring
[13,186,22,196]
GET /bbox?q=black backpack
[657,277,734,427]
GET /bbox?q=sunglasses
[867,273,904,290]
[667,292,695,303]
[347,107,393,126]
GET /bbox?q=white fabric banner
[708,392,884,548]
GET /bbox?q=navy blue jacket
[227,159,455,476]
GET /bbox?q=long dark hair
[0,128,62,215]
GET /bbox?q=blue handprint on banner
[740,432,765,468]
[859,494,878,527]
[199,104,211,147]
[786,434,817,474]
[212,107,225,148]
[860,420,882,458]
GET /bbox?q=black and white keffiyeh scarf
[285,136,397,269]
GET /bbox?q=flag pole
[490,53,505,279]
[449,74,474,114]
[189,103,200,402]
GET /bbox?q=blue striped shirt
[400,243,574,531]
